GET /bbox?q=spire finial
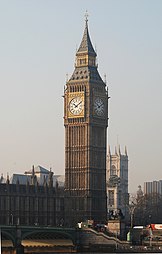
[118,145,121,155]
[125,146,128,156]
[85,10,89,25]
[66,73,68,83]
[104,74,107,84]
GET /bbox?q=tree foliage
[133,193,162,225]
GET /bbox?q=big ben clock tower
[64,16,108,226]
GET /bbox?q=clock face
[69,96,83,115]
[94,97,105,116]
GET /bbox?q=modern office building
[144,180,162,195]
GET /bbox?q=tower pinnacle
[69,14,103,82]
[85,10,89,25]
[77,13,96,57]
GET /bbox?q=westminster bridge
[1,225,125,253]
[1,225,77,253]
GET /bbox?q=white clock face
[69,96,83,115]
[94,97,105,116]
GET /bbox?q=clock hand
[98,102,104,108]
[97,103,101,108]
[75,101,82,107]
[99,102,104,106]
[72,102,77,107]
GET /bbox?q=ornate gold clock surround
[67,92,85,118]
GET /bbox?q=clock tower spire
[64,16,108,226]
[70,17,103,83]
[76,13,96,58]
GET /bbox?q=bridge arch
[21,229,76,247]
[1,230,15,246]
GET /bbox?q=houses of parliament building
[0,18,128,227]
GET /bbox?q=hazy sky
[0,0,161,193]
